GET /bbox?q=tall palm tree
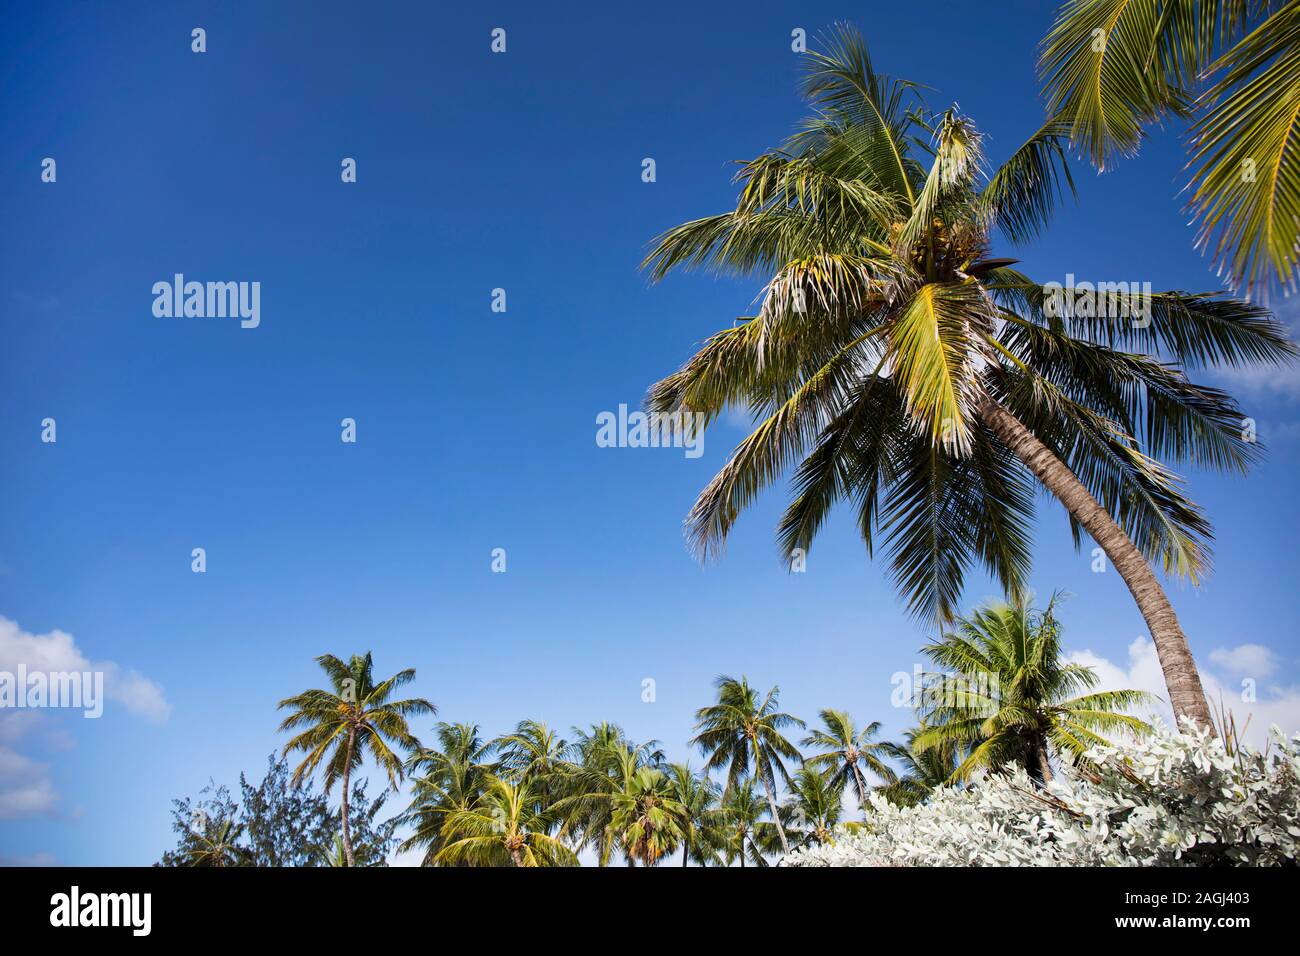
[644,26,1295,732]
[692,675,805,855]
[1040,0,1300,296]
[878,722,964,807]
[778,766,846,850]
[916,595,1153,782]
[399,722,494,866]
[667,762,726,866]
[719,780,771,867]
[278,652,434,866]
[801,709,897,816]
[438,774,577,867]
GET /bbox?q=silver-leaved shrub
[784,722,1300,867]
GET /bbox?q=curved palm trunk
[977,396,1214,733]
[340,727,357,867]
[759,772,790,857]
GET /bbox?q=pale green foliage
[786,721,1300,866]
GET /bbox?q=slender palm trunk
[510,846,524,867]
[851,764,871,817]
[682,840,689,866]
[340,727,357,867]
[978,396,1214,733]
[759,771,790,856]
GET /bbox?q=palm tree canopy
[645,24,1295,625]
[437,774,577,867]
[692,675,805,792]
[914,594,1153,780]
[1040,0,1300,296]
[801,709,898,803]
[277,652,435,793]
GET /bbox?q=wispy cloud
[0,615,170,820]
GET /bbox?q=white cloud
[0,743,57,819]
[0,851,56,866]
[1068,637,1300,749]
[0,616,170,722]
[0,615,170,820]
[1208,644,1278,679]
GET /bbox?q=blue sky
[2,0,1298,865]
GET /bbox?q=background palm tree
[719,780,772,867]
[608,765,688,867]
[399,722,494,866]
[777,766,846,850]
[558,723,664,866]
[878,722,964,807]
[801,709,896,816]
[644,26,1294,732]
[667,762,726,866]
[278,652,434,866]
[438,774,576,867]
[692,675,805,855]
[916,595,1153,782]
[1040,0,1300,296]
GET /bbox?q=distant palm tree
[400,722,493,866]
[778,766,846,849]
[916,596,1153,783]
[1040,0,1300,296]
[644,25,1294,732]
[560,723,663,866]
[801,709,896,816]
[181,816,246,867]
[667,762,725,866]
[438,774,576,867]
[878,722,963,807]
[278,652,434,866]
[719,780,771,868]
[692,675,805,855]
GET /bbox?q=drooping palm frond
[1189,2,1300,295]
[1040,0,1298,295]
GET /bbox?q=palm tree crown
[645,25,1294,731]
[801,709,896,816]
